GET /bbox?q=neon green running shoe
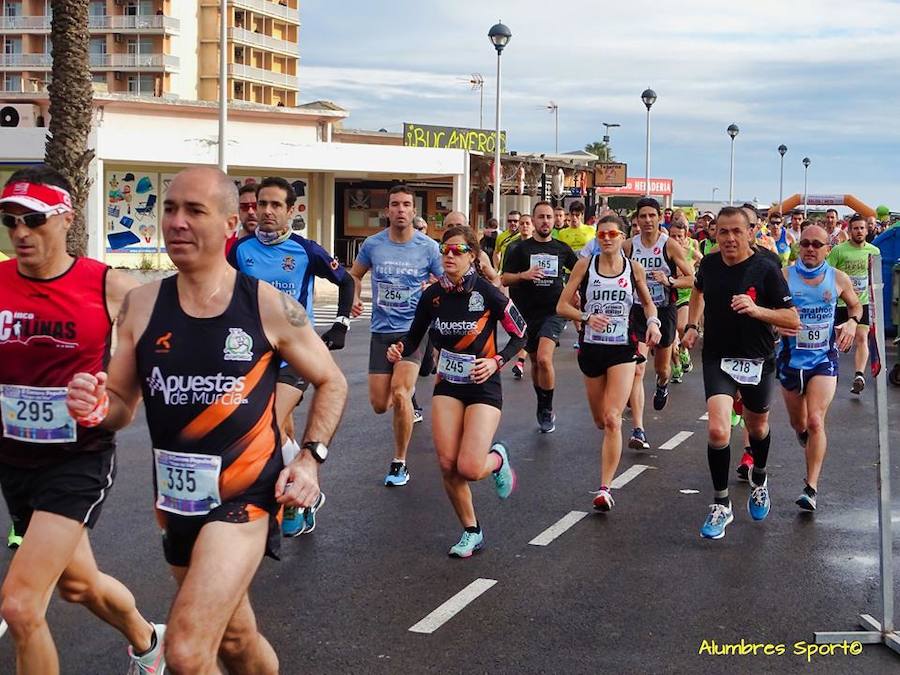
[730,411,744,428]
[7,524,22,550]
[671,363,683,383]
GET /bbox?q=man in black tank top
[67,167,348,674]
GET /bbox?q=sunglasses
[238,202,257,212]
[770,220,782,225]
[440,243,472,256]
[799,240,827,249]
[1,211,49,229]
[507,219,520,224]
[596,230,621,240]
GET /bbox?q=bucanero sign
[403,122,507,153]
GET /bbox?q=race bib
[437,349,475,384]
[530,254,559,278]
[851,275,867,294]
[154,449,222,516]
[797,322,830,351]
[0,385,77,443]
[720,358,764,386]
[585,318,628,345]
[648,281,667,306]
[378,283,412,309]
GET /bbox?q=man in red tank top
[0,166,164,673]
[67,166,348,675]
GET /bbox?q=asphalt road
[2,317,899,674]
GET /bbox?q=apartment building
[0,0,299,105]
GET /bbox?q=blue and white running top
[355,229,443,333]
[780,264,838,370]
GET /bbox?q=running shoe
[281,506,306,537]
[671,363,683,384]
[413,407,424,424]
[796,486,817,511]
[591,488,615,512]
[748,477,771,521]
[537,409,556,433]
[680,348,693,372]
[448,529,484,558]
[628,427,650,450]
[736,450,753,482]
[127,623,166,674]
[653,382,669,410]
[572,341,580,349]
[851,375,866,395]
[796,429,809,448]
[730,410,744,428]
[700,503,734,539]
[490,443,516,499]
[511,359,525,380]
[7,524,22,550]
[302,492,326,534]
[384,461,410,487]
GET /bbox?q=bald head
[801,224,828,242]
[443,211,468,228]
[171,166,239,218]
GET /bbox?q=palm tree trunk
[45,0,94,257]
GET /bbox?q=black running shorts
[631,303,678,348]
[701,354,776,413]
[368,332,425,375]
[835,305,870,328]
[577,343,643,378]
[277,364,310,392]
[433,377,502,410]
[524,315,567,353]
[0,446,116,534]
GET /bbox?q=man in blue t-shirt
[350,184,443,487]
[228,176,354,536]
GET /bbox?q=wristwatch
[334,316,351,328]
[580,311,591,322]
[302,441,329,464]
[685,323,699,333]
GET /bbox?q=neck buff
[256,227,291,246]
[795,258,827,279]
[439,265,477,293]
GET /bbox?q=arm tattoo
[115,290,131,326]
[280,292,309,327]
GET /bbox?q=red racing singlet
[0,257,114,468]
[135,273,281,515]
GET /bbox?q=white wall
[169,0,200,100]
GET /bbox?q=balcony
[228,63,297,89]
[90,53,180,70]
[89,15,180,33]
[229,27,297,55]
[0,54,52,70]
[0,16,50,32]
[227,0,299,24]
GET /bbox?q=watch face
[305,442,328,462]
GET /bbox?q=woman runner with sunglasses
[387,226,527,558]
[556,215,661,512]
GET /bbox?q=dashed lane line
[610,464,651,489]
[659,431,694,450]
[408,578,498,634]
[529,511,588,547]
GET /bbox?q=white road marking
[409,578,497,634]
[610,464,650,489]
[529,511,588,546]
[679,489,700,495]
[659,431,693,450]
[699,412,709,420]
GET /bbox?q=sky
[298,0,900,210]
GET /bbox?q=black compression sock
[708,444,731,494]
[804,483,817,498]
[535,387,554,411]
[855,370,864,377]
[411,393,420,410]
[749,432,771,473]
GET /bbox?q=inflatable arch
[774,194,875,218]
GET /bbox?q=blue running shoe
[448,529,484,558]
[700,503,734,539]
[384,461,410,487]
[628,427,650,450]
[490,443,516,499]
[748,477,771,521]
[301,492,326,534]
[281,506,305,537]
[795,492,817,511]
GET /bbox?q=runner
[827,213,880,394]
[556,215,661,511]
[767,212,792,267]
[502,202,578,432]
[787,209,804,243]
[387,225,526,556]
[699,213,718,256]
[0,166,164,674]
[621,197,694,449]
[777,225,860,511]
[228,176,353,536]
[668,220,700,383]
[495,214,533,273]
[492,210,520,269]
[823,208,847,246]
[553,204,567,239]
[557,201,595,254]
[66,166,347,674]
[349,184,443,486]
[682,206,800,540]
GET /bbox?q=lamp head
[727,124,739,139]
[778,144,787,156]
[641,88,657,110]
[802,157,811,168]
[488,21,512,53]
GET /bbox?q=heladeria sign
[404,122,507,153]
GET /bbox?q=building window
[127,74,156,95]
[90,37,106,55]
[4,2,22,18]
[89,1,105,17]
[3,75,22,92]
[124,1,154,16]
[4,38,22,55]
[92,73,106,83]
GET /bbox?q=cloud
[299,0,900,207]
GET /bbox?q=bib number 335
[154,449,222,516]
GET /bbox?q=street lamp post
[488,21,511,224]
[218,0,228,171]
[802,157,811,217]
[777,144,787,213]
[641,88,656,196]
[712,186,719,202]
[547,101,559,154]
[727,123,739,205]
[601,121,620,161]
